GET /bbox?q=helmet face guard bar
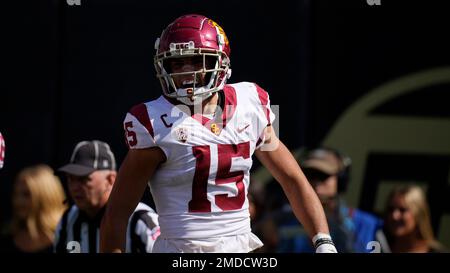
[154,48,230,99]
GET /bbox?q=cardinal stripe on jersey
[222,85,237,129]
[254,83,271,126]
[129,103,154,138]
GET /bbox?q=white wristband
[313,233,337,253]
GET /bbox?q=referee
[54,140,160,253]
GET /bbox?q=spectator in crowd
[270,147,388,253]
[384,185,447,253]
[54,140,160,253]
[0,165,66,253]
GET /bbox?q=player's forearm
[100,149,162,253]
[100,175,145,252]
[100,209,128,253]
[100,182,136,252]
[99,171,141,252]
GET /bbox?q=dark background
[1,0,449,243]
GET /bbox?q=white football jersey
[123,82,275,239]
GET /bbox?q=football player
[100,14,336,253]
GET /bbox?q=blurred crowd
[0,131,447,253]
[249,148,448,253]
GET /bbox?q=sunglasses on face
[303,169,331,183]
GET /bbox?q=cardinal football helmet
[154,14,231,105]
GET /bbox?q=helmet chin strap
[175,87,213,105]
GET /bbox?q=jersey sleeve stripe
[254,83,271,126]
[129,103,155,138]
[222,85,237,128]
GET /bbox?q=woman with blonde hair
[384,185,447,253]
[0,164,67,253]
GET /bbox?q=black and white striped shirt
[54,202,160,253]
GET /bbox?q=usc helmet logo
[208,19,229,47]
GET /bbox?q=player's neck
[200,92,219,116]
